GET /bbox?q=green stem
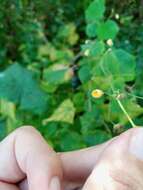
[116,98,137,128]
[127,92,143,100]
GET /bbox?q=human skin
[0,126,143,190]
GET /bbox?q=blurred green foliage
[0,0,143,151]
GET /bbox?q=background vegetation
[0,0,143,151]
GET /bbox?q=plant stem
[127,92,143,100]
[116,98,136,128]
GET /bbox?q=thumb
[82,160,126,190]
[82,128,143,190]
[81,146,124,190]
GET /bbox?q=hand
[61,128,143,190]
[76,128,143,190]
[0,125,110,190]
[0,126,143,190]
[0,126,63,190]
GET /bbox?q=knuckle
[15,125,39,135]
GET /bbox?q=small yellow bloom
[107,39,113,47]
[84,49,90,56]
[115,14,120,20]
[85,40,90,44]
[91,89,104,99]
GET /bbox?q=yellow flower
[91,89,104,99]
[115,14,120,20]
[84,49,90,56]
[107,39,113,46]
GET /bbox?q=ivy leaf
[0,63,47,114]
[43,99,75,124]
[97,20,119,40]
[114,49,136,82]
[85,0,105,23]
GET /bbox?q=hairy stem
[116,98,136,128]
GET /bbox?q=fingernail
[129,130,143,159]
[50,177,61,190]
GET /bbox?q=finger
[0,182,19,190]
[63,181,83,190]
[60,139,114,182]
[19,139,114,190]
[19,179,28,190]
[19,178,82,190]
[82,128,143,190]
[0,126,63,190]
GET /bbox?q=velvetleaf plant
[79,0,143,129]
[0,0,143,150]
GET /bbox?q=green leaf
[73,92,85,113]
[44,65,71,85]
[78,65,91,83]
[43,64,72,93]
[59,131,85,151]
[41,81,58,93]
[91,75,112,91]
[109,99,123,121]
[109,98,143,125]
[114,49,136,82]
[56,23,79,45]
[98,49,136,83]
[85,0,105,22]
[0,99,16,120]
[80,111,99,133]
[97,20,119,40]
[0,118,7,141]
[84,130,111,146]
[0,63,47,114]
[86,22,97,38]
[100,50,120,76]
[82,41,105,57]
[90,41,105,56]
[111,77,125,91]
[43,122,58,139]
[119,99,143,125]
[43,99,75,124]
